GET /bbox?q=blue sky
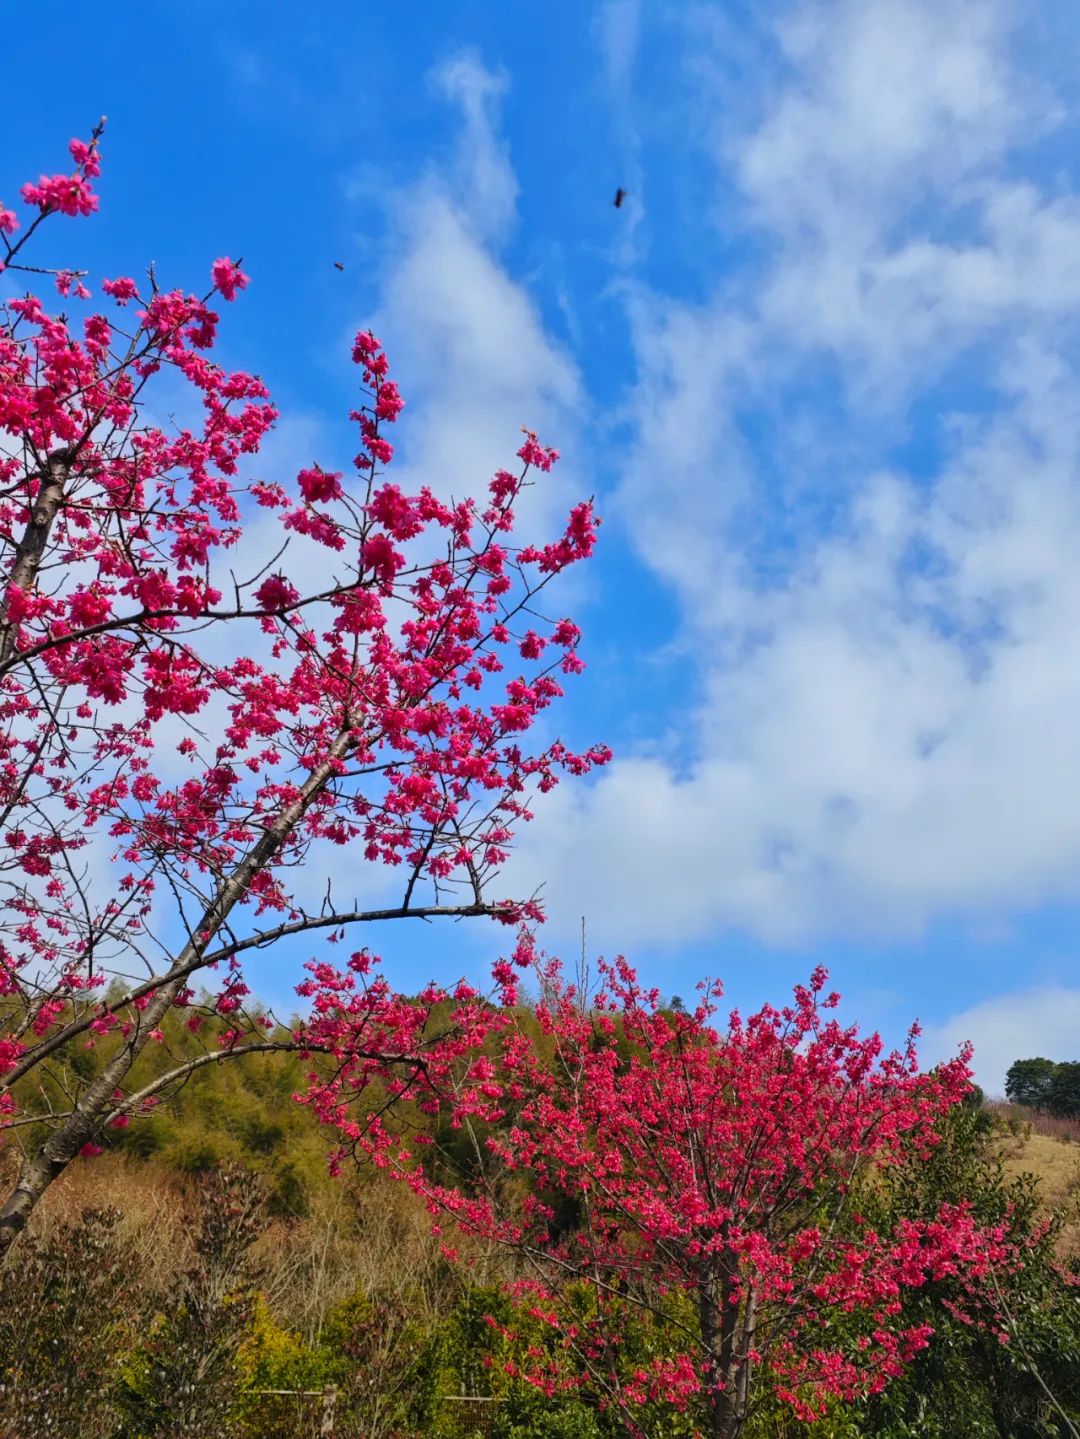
[10,0,1080,1090]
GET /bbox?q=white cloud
[923,987,1080,1095]
[713,0,1076,390]
[370,55,582,538]
[735,0,1020,235]
[511,0,1080,952]
[430,53,518,242]
[597,0,642,98]
[375,198,579,513]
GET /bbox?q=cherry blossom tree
[0,126,608,1254]
[400,960,1020,1439]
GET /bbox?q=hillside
[994,1109,1080,1254]
[4,1033,1080,1437]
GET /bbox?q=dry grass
[999,1132,1080,1205]
[987,1102,1080,1212]
[991,1121,1080,1257]
[988,1101,1080,1145]
[23,1155,192,1288]
[16,1152,507,1344]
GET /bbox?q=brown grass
[986,1114,1080,1257]
[999,1132,1080,1207]
[21,1152,507,1344]
[987,1101,1080,1146]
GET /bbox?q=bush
[0,1207,132,1439]
[117,1167,265,1438]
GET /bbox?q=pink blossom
[102,276,138,302]
[0,136,606,1263]
[254,574,300,611]
[211,256,249,301]
[297,465,343,505]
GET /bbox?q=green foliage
[1006,1057,1074,1114]
[406,1282,699,1439]
[0,1207,132,1439]
[1047,1061,1080,1121]
[324,1286,429,1437]
[856,1105,1080,1438]
[232,1296,335,1439]
[117,1166,265,1438]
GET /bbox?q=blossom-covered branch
[0,129,608,1253]
[374,958,1024,1439]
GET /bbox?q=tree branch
[1,901,507,1091]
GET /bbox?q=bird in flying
[333,261,344,271]
[613,188,627,209]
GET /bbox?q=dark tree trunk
[0,450,70,667]
[0,731,351,1256]
[699,1257,750,1439]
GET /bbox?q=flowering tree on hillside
[0,126,608,1254]
[400,961,1022,1439]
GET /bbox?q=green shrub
[0,1207,132,1439]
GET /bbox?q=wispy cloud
[366,52,581,537]
[597,0,642,97]
[507,0,1080,952]
[924,985,1080,1094]
[594,0,646,258]
[430,52,519,242]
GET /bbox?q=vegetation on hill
[3,1000,1079,1438]
[1007,1061,1080,1122]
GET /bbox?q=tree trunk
[0,730,352,1256]
[0,450,70,667]
[699,1258,749,1439]
[320,1387,338,1437]
[707,1388,744,1439]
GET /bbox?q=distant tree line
[1005,1057,1080,1117]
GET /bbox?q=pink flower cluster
[0,132,608,1181]
[19,135,101,219]
[377,958,1023,1429]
